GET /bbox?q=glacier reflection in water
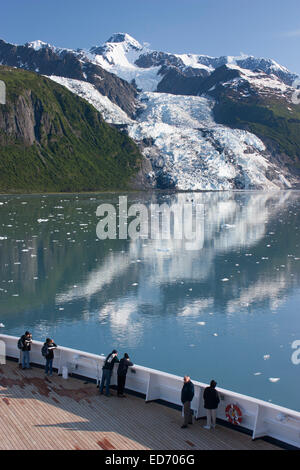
[0,191,300,410]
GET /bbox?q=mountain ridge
[0,33,300,191]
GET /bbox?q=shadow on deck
[0,360,281,450]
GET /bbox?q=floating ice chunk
[263,354,270,360]
[254,372,262,376]
[213,333,218,336]
[269,378,280,383]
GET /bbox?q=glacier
[127,92,291,190]
[45,33,299,191]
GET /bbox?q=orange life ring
[225,404,242,425]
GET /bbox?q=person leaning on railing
[99,349,120,397]
[117,353,134,397]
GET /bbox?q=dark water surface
[0,191,299,410]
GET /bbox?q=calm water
[0,191,300,411]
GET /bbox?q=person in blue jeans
[21,331,32,370]
[100,350,119,396]
[43,338,57,376]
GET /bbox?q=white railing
[1,333,300,448]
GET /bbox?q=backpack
[17,337,23,350]
[41,344,48,357]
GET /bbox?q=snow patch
[48,76,133,124]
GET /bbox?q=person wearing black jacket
[181,376,194,428]
[117,353,133,397]
[203,380,220,429]
[43,338,57,376]
[99,349,119,396]
[21,331,32,370]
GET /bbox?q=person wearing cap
[117,353,134,397]
[99,349,119,396]
[180,376,194,428]
[203,380,220,429]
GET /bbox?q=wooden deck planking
[0,361,281,451]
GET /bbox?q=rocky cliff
[0,66,143,192]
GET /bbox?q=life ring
[225,404,242,425]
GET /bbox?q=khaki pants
[183,401,193,426]
[206,409,217,428]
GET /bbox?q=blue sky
[1,0,300,74]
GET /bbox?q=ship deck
[0,360,281,450]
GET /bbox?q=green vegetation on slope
[214,93,300,171]
[0,67,142,192]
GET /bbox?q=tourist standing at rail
[19,331,32,370]
[42,338,57,376]
[203,380,220,429]
[117,353,134,397]
[100,349,119,396]
[181,375,194,428]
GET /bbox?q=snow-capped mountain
[82,32,298,93]
[0,37,138,116]
[0,33,300,190]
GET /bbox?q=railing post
[252,404,268,440]
[195,386,205,419]
[146,373,160,402]
[57,349,63,375]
